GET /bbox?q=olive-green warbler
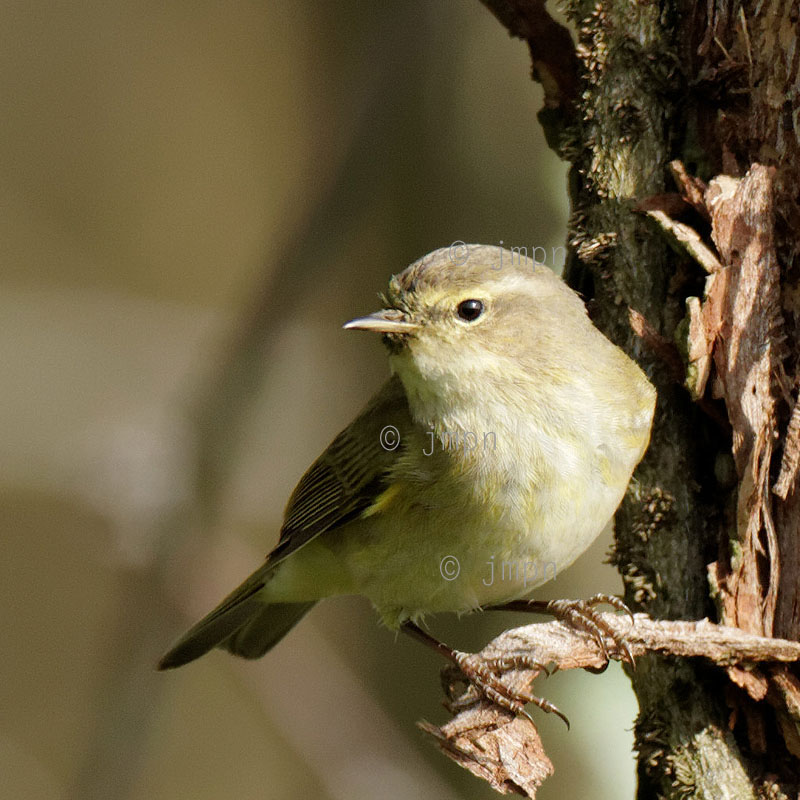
[159,245,656,706]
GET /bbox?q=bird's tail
[220,602,315,659]
[158,564,315,670]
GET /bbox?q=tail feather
[158,561,316,670]
[221,602,316,659]
[158,592,264,670]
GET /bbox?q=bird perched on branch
[159,244,656,718]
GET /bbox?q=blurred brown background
[0,1,637,798]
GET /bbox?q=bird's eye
[456,299,484,322]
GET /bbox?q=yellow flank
[361,482,404,518]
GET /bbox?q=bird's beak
[343,309,419,334]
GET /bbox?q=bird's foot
[545,594,635,670]
[444,650,569,727]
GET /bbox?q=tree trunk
[481,1,800,797]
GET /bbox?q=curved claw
[452,651,569,727]
[535,696,570,729]
[587,593,636,631]
[547,595,636,668]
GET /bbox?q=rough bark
[438,1,800,797]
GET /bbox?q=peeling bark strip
[419,713,553,798]
[774,400,800,500]
[421,614,800,798]
[479,0,578,113]
[692,165,784,639]
[659,158,800,760]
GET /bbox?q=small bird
[159,244,656,716]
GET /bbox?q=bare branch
[421,613,800,798]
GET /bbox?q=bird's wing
[267,374,413,565]
[157,375,413,670]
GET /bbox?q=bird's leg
[400,621,569,726]
[486,593,636,671]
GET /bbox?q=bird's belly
[337,475,623,627]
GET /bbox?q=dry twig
[421,613,800,797]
